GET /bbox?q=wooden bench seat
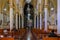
[0,37,14,40]
[0,29,3,35]
[32,28,51,40]
[43,37,58,40]
[58,38,60,40]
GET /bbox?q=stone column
[21,8,24,28]
[22,16,24,28]
[57,0,60,34]
[16,13,18,29]
[34,15,36,28]
[44,0,48,31]
[37,15,39,29]
[19,0,21,29]
[44,8,48,31]
[19,14,20,29]
[9,0,13,32]
[36,0,39,29]
[38,0,42,29]
[2,14,4,26]
[34,9,36,28]
[0,13,3,28]
[40,13,42,29]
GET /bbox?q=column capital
[9,0,13,8]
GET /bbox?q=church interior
[0,0,60,40]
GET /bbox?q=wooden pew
[58,38,60,40]
[43,37,58,40]
[0,29,3,35]
[0,37,14,40]
[32,28,49,39]
[19,29,27,37]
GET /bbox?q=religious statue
[24,0,34,29]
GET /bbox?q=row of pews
[0,38,14,40]
[0,28,59,40]
[31,28,58,40]
[2,37,59,40]
[32,28,50,39]
[43,37,60,40]
[0,28,27,40]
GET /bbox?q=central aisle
[22,29,37,40]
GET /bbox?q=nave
[0,0,60,40]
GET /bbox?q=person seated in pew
[3,29,8,37]
[48,30,57,37]
[12,27,18,32]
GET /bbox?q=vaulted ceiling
[0,0,57,14]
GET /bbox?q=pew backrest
[43,37,58,40]
[0,37,14,40]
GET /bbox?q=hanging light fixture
[51,7,54,11]
[25,0,31,3]
[3,8,6,11]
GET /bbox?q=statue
[24,0,34,29]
